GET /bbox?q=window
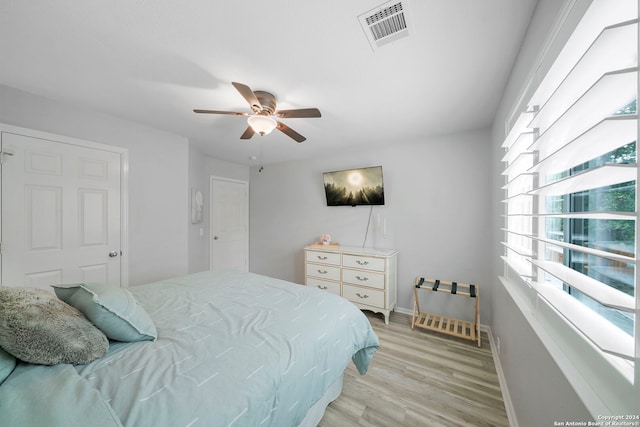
[545,135,636,335]
[501,0,637,413]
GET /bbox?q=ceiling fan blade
[275,108,321,119]
[231,82,262,112]
[276,121,306,143]
[240,126,255,140]
[193,109,248,115]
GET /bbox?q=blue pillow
[53,283,157,342]
[0,346,16,386]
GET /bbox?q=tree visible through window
[544,99,636,335]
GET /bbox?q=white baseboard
[394,306,413,316]
[486,325,519,427]
[393,308,518,427]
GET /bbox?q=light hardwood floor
[318,311,508,427]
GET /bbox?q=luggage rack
[411,277,480,347]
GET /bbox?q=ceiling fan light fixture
[248,115,277,136]
[193,82,319,142]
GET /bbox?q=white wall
[249,128,492,319]
[188,148,250,274]
[188,144,206,274]
[490,1,591,425]
[0,84,189,285]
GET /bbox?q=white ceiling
[0,0,537,166]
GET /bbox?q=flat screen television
[323,166,385,206]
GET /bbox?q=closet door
[210,176,248,272]
[1,131,123,290]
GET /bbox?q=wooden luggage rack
[412,277,481,347]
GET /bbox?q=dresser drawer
[306,263,341,281]
[342,269,385,290]
[305,250,341,266]
[342,284,385,308]
[342,254,385,272]
[304,245,397,325]
[306,278,341,295]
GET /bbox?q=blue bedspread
[0,270,379,427]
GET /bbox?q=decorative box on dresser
[304,245,398,324]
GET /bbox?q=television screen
[323,166,385,206]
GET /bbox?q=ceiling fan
[194,82,321,143]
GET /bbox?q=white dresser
[304,245,398,324]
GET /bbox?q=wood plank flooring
[318,311,508,427]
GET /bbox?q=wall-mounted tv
[323,166,385,206]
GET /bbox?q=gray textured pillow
[0,287,108,365]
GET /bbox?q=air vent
[358,1,410,50]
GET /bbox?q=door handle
[108,251,119,257]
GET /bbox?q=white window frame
[500,0,639,416]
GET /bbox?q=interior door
[1,131,123,290]
[210,177,248,271]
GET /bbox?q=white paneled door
[210,177,248,271]
[1,131,123,290]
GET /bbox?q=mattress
[0,269,379,426]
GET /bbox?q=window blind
[502,1,637,369]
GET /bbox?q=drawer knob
[317,285,328,290]
[317,269,328,274]
[317,255,328,260]
[355,293,369,299]
[355,276,368,281]
[356,260,369,265]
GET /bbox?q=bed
[0,269,379,427]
